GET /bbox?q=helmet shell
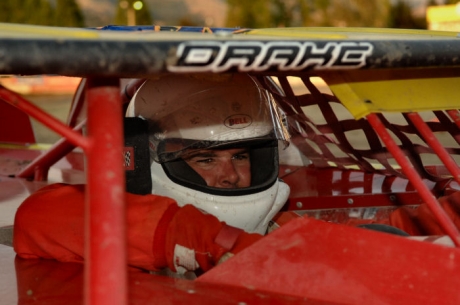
[126,73,290,233]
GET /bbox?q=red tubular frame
[16,120,86,180]
[0,84,88,181]
[2,79,128,304]
[67,78,87,127]
[367,113,460,247]
[14,77,141,182]
[407,112,460,184]
[0,87,90,150]
[84,78,127,305]
[447,109,460,129]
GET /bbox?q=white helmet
[126,73,290,234]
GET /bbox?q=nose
[216,160,239,188]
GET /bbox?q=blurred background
[1,0,460,144]
[0,0,459,30]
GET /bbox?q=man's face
[183,148,251,188]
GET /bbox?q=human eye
[232,152,250,161]
[194,157,214,164]
[186,152,216,168]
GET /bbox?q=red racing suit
[13,183,260,273]
[13,183,460,272]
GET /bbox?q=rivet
[296,201,303,208]
[347,198,354,204]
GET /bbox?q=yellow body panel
[321,68,460,119]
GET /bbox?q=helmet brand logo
[225,114,252,129]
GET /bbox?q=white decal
[169,41,373,72]
[173,244,199,274]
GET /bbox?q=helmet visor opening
[155,133,277,163]
[160,139,279,196]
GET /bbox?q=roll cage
[1,24,460,304]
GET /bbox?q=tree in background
[226,0,271,28]
[271,0,310,27]
[226,0,430,29]
[328,0,391,27]
[0,0,51,24]
[388,0,427,29]
[24,0,55,26]
[114,0,153,25]
[55,0,85,27]
[0,1,14,23]
[0,0,84,27]
[299,0,333,26]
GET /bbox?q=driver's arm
[13,183,261,272]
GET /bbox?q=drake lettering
[169,41,373,72]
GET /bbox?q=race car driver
[13,73,290,274]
